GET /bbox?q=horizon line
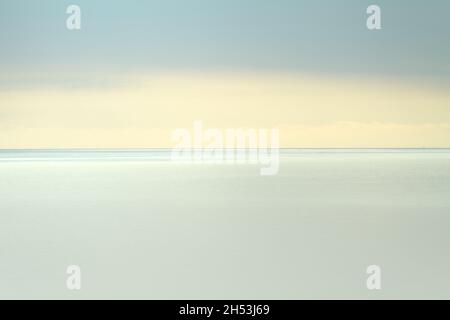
[1,147,450,151]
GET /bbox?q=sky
[0,0,449,148]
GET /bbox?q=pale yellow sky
[1,72,450,148]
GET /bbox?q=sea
[1,149,449,299]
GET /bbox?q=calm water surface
[1,150,449,299]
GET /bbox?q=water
[1,149,450,299]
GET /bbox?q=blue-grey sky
[1,0,449,85]
[1,1,450,148]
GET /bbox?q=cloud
[1,72,450,148]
